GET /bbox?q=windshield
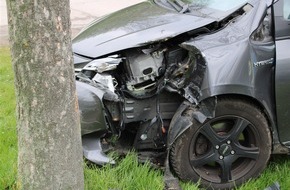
[155,0,248,14]
[183,0,248,11]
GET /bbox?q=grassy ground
[1,46,290,190]
[0,47,17,189]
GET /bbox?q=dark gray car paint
[186,0,274,108]
[76,81,108,136]
[274,0,290,146]
[72,1,216,58]
[275,39,290,146]
[74,54,92,69]
[166,0,283,148]
[73,0,290,153]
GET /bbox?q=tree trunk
[6,1,84,189]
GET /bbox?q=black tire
[170,98,272,189]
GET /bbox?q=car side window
[274,0,290,39]
[284,0,290,20]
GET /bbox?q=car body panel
[71,0,290,187]
[72,1,217,58]
[73,0,290,171]
[274,0,290,146]
[275,39,290,146]
[169,0,278,145]
[73,0,280,143]
[73,54,92,70]
[76,81,108,136]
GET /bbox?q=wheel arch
[208,94,289,154]
[210,94,273,129]
[168,93,286,154]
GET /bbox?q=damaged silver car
[72,0,290,189]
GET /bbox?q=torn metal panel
[167,98,216,146]
[182,0,273,94]
[82,135,115,165]
[165,46,207,104]
[181,0,276,131]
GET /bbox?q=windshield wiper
[166,0,189,13]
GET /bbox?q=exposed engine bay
[74,2,253,166]
[76,44,206,165]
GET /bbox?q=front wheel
[170,98,272,189]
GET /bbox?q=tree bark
[6,0,84,189]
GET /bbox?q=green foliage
[1,46,290,190]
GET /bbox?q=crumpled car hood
[72,0,215,58]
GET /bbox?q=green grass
[1,46,290,190]
[84,153,164,190]
[0,47,17,189]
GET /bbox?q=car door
[274,0,290,146]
